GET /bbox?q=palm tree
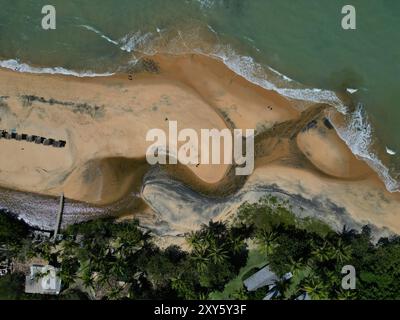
[256,230,278,255]
[187,231,201,249]
[171,277,197,300]
[337,288,357,300]
[302,275,330,300]
[228,233,245,254]
[192,255,209,272]
[109,258,126,279]
[332,239,352,264]
[81,268,94,290]
[208,244,229,265]
[311,241,335,263]
[288,257,305,274]
[198,292,209,300]
[187,231,211,254]
[284,266,312,299]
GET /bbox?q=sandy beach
[0,53,399,234]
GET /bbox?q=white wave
[196,0,216,9]
[80,24,154,54]
[207,45,397,192]
[331,104,399,192]
[386,147,397,156]
[79,24,119,46]
[346,88,358,94]
[210,47,347,113]
[243,36,255,43]
[268,66,294,82]
[119,31,154,53]
[207,25,218,35]
[0,59,114,77]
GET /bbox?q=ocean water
[0,0,399,191]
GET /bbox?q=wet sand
[0,53,399,235]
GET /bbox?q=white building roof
[296,292,311,300]
[25,265,62,295]
[243,266,279,292]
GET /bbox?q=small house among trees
[25,265,61,295]
[243,266,279,291]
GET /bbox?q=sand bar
[0,53,399,233]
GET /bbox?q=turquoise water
[0,0,399,190]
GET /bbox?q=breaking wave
[0,59,114,77]
[208,48,347,113]
[196,0,216,9]
[79,24,119,46]
[119,31,154,53]
[79,24,153,54]
[330,105,400,192]
[205,47,398,192]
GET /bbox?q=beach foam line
[268,66,294,82]
[329,104,399,193]
[119,31,154,53]
[0,59,114,77]
[209,48,347,113]
[128,29,347,111]
[2,32,398,193]
[206,48,399,192]
[121,24,346,111]
[79,24,119,46]
[79,23,153,54]
[125,29,399,193]
[196,0,216,9]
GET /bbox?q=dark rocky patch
[20,95,105,118]
[323,117,334,129]
[126,58,160,75]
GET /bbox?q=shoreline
[0,53,399,234]
[1,53,397,193]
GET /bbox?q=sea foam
[386,147,397,156]
[208,47,398,192]
[79,24,119,46]
[79,24,153,54]
[119,31,154,53]
[210,47,347,113]
[0,59,114,77]
[330,104,399,192]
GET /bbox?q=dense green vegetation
[1,197,400,300]
[58,219,250,299]
[0,211,29,251]
[234,196,400,300]
[0,211,33,300]
[0,273,26,300]
[2,218,249,300]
